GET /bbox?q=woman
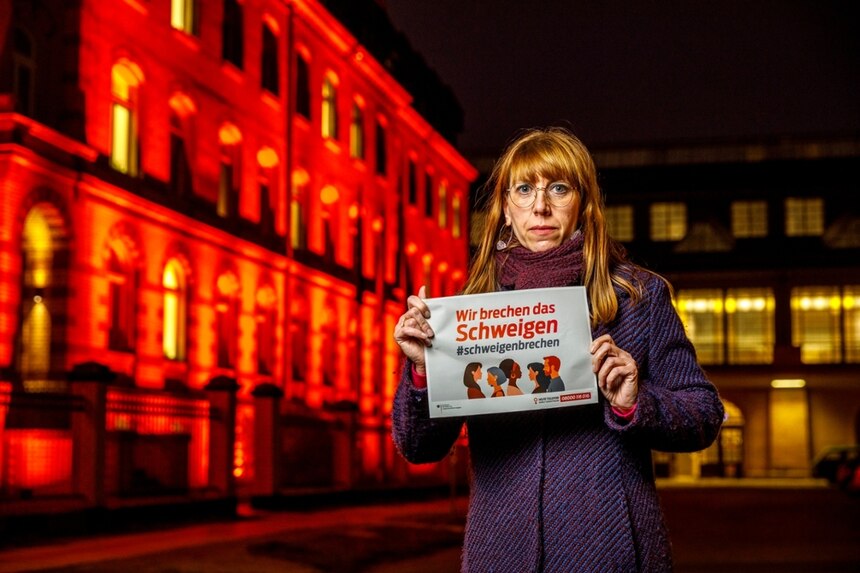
[392,127,724,572]
[486,366,507,397]
[526,362,547,393]
[463,362,485,399]
[499,358,524,396]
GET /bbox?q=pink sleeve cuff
[410,363,428,389]
[611,402,638,421]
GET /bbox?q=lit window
[13,27,35,115]
[295,53,310,119]
[676,289,724,364]
[162,259,186,361]
[791,286,842,364]
[785,197,824,236]
[290,177,307,250]
[726,288,774,364]
[606,205,634,242]
[218,123,242,218]
[452,194,461,238]
[844,286,860,363]
[110,62,142,176]
[170,0,197,35]
[256,286,277,375]
[731,200,767,238]
[107,249,135,352]
[349,102,364,159]
[321,76,338,139]
[261,21,279,95]
[650,202,686,241]
[222,0,244,69]
[20,209,55,387]
[438,182,448,229]
[216,273,240,369]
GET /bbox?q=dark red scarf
[496,231,584,290]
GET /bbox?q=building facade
[0,0,475,520]
[595,137,860,479]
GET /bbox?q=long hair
[463,127,644,326]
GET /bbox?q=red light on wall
[218,123,243,145]
[371,217,383,233]
[422,253,433,266]
[405,242,417,256]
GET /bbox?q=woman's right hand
[393,285,435,374]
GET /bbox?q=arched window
[162,259,187,361]
[321,75,338,139]
[13,27,35,116]
[349,101,364,159]
[256,286,277,375]
[20,209,54,388]
[107,247,136,351]
[261,19,279,95]
[290,170,308,250]
[171,0,198,35]
[218,123,242,218]
[169,92,196,197]
[215,272,240,370]
[295,52,311,119]
[222,0,244,69]
[257,146,279,235]
[110,61,143,176]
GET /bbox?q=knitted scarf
[496,231,584,290]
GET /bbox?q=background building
[0,0,475,522]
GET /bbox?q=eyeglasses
[506,182,575,208]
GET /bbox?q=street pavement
[1,479,859,573]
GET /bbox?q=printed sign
[424,287,598,418]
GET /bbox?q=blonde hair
[463,127,644,326]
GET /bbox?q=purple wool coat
[392,272,724,572]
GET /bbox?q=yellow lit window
[438,182,448,229]
[110,62,140,176]
[349,102,364,159]
[676,289,724,364]
[731,200,767,238]
[170,0,196,34]
[785,197,824,236]
[321,77,337,139]
[845,286,860,363]
[606,205,634,242]
[726,288,774,364]
[162,260,186,361]
[452,194,461,238]
[791,286,842,363]
[650,202,686,241]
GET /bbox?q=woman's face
[503,176,580,252]
[487,372,497,386]
[528,367,537,381]
[473,366,482,381]
[511,363,521,379]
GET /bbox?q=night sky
[384,0,860,156]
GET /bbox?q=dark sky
[384,0,860,156]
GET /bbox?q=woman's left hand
[591,334,638,409]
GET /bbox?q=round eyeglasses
[506,182,575,208]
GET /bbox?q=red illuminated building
[0,0,476,520]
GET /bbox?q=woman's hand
[393,286,435,374]
[591,334,638,409]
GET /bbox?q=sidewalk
[0,496,468,573]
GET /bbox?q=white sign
[424,287,599,418]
